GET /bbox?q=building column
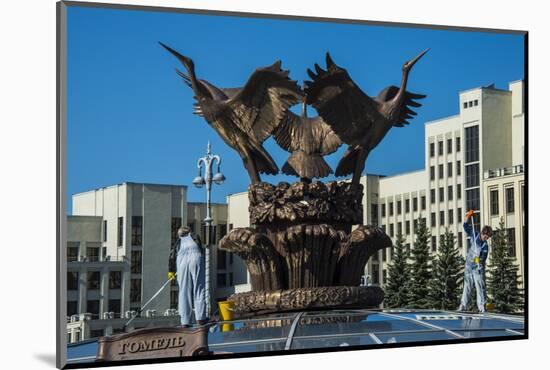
[79,269,87,313]
[100,267,109,317]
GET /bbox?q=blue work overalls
[459,222,489,312]
[176,234,207,325]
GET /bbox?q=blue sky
[66,6,524,212]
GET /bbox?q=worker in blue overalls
[458,210,493,313]
[168,226,208,327]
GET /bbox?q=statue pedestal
[96,326,209,362]
[220,181,391,314]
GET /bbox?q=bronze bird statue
[160,42,302,184]
[304,50,428,186]
[272,92,342,182]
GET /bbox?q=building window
[456,137,461,152]
[381,203,386,217]
[458,232,463,249]
[431,213,436,227]
[67,301,78,316]
[469,101,473,107]
[130,279,142,303]
[430,166,435,181]
[448,185,453,201]
[439,187,444,202]
[449,210,454,224]
[390,224,394,237]
[131,251,142,274]
[103,220,107,242]
[87,271,100,290]
[217,250,227,270]
[217,273,227,287]
[117,217,123,247]
[457,184,462,199]
[430,189,436,204]
[389,202,394,216]
[447,138,452,154]
[406,221,410,235]
[490,190,499,216]
[457,208,462,222]
[67,272,79,291]
[87,300,100,315]
[397,223,402,235]
[439,164,444,179]
[421,196,426,210]
[397,201,402,215]
[465,164,480,188]
[405,199,410,213]
[430,142,435,157]
[170,290,178,310]
[87,246,99,262]
[457,160,461,176]
[382,248,387,262]
[440,210,445,225]
[463,102,468,109]
[219,223,228,240]
[474,99,479,106]
[447,162,453,177]
[89,330,104,340]
[413,197,418,212]
[171,217,182,244]
[466,188,480,211]
[108,299,121,314]
[438,141,443,156]
[465,126,479,163]
[109,271,122,289]
[506,187,515,213]
[507,228,516,257]
[67,246,79,262]
[431,236,437,252]
[131,216,143,246]
[413,219,418,232]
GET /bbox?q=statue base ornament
[219,181,391,314]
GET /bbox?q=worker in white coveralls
[168,226,208,327]
[458,210,493,313]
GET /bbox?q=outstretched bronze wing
[273,110,342,179]
[228,61,303,144]
[273,111,341,155]
[304,53,381,145]
[375,85,426,127]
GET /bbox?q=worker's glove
[168,272,176,281]
[466,210,475,219]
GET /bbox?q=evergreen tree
[384,233,411,308]
[487,219,524,313]
[407,219,432,308]
[428,230,464,309]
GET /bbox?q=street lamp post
[193,142,225,317]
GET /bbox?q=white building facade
[67,182,248,342]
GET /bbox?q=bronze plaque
[96,326,209,362]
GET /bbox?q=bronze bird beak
[406,48,430,69]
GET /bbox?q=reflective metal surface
[66,310,525,364]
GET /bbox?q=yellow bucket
[218,300,235,321]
